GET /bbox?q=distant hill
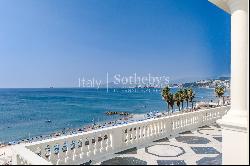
[97,76,231,88]
[171,76,230,84]
[218,76,230,81]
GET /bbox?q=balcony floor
[96,123,222,165]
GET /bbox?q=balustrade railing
[12,106,229,165]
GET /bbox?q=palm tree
[183,88,189,108]
[188,88,195,109]
[161,86,170,112]
[179,89,185,111]
[215,85,225,105]
[167,93,175,113]
[174,92,182,112]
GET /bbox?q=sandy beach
[0,101,231,165]
[1,100,227,147]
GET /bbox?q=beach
[1,101,231,147]
[0,101,231,165]
[0,88,229,144]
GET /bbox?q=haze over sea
[0,88,228,143]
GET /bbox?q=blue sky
[0,0,230,88]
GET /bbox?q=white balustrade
[12,106,229,165]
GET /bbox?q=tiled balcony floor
[96,123,222,165]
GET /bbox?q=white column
[225,0,248,125]
[213,0,249,165]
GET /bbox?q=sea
[0,88,229,143]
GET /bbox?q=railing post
[111,127,124,153]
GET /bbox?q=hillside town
[169,77,230,89]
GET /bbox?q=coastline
[0,103,230,165]
[0,100,228,147]
[0,87,230,144]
